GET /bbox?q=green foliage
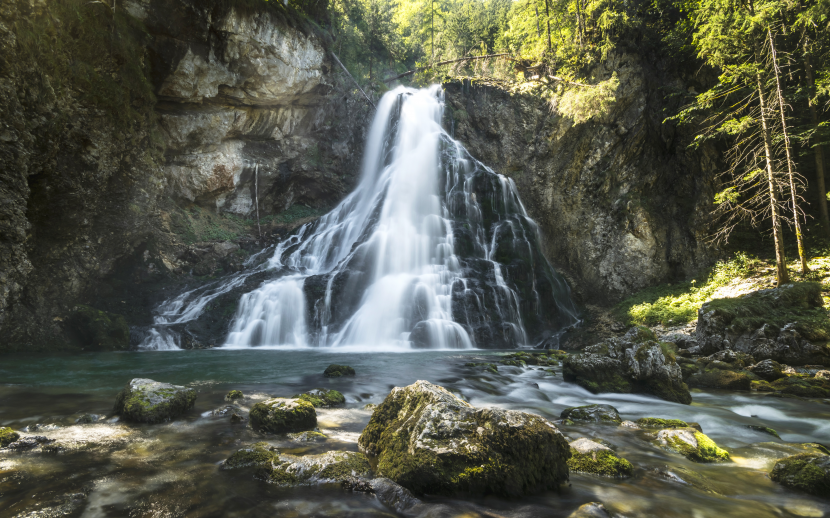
[556,73,619,123]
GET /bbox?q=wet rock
[560,404,622,424]
[767,375,830,398]
[687,368,752,391]
[230,413,245,424]
[567,502,613,518]
[64,305,130,351]
[769,453,830,497]
[225,390,244,401]
[696,283,830,366]
[0,427,20,447]
[7,436,53,449]
[563,326,692,404]
[748,359,785,381]
[651,465,719,494]
[323,364,356,377]
[358,380,570,497]
[288,430,328,442]
[223,442,280,469]
[567,438,633,478]
[636,418,690,430]
[294,388,345,408]
[363,403,377,410]
[746,425,780,438]
[265,450,371,486]
[369,477,422,514]
[75,414,105,424]
[113,378,197,424]
[249,398,317,433]
[464,362,499,373]
[619,420,641,430]
[657,428,730,463]
[11,491,88,518]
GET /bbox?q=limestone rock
[561,404,622,424]
[657,428,730,463]
[769,453,830,497]
[563,326,691,404]
[358,380,570,497]
[113,378,197,423]
[249,398,317,433]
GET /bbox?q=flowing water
[1,350,829,517]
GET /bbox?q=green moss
[769,375,830,398]
[294,389,346,408]
[687,369,751,391]
[323,364,356,377]
[113,380,197,424]
[636,418,689,429]
[225,390,244,401]
[664,430,729,463]
[769,453,830,497]
[567,450,633,478]
[0,427,20,447]
[465,362,499,373]
[249,398,317,433]
[224,442,279,469]
[752,380,776,392]
[265,462,301,485]
[746,425,780,438]
[318,452,372,480]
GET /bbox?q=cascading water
[140,85,579,350]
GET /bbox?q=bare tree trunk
[769,28,808,274]
[757,71,790,285]
[544,0,552,53]
[803,37,830,239]
[535,5,542,37]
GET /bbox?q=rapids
[139,85,578,351]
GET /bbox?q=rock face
[0,0,371,352]
[443,52,721,304]
[114,378,197,423]
[63,305,130,350]
[657,428,730,463]
[769,453,830,497]
[563,326,692,404]
[696,283,830,366]
[358,380,570,497]
[249,398,317,433]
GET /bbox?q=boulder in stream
[293,388,345,408]
[561,404,622,424]
[358,380,570,497]
[0,427,20,447]
[563,326,692,404]
[225,390,244,401]
[657,428,730,463]
[567,438,633,478]
[323,364,356,377]
[249,398,317,433]
[770,453,830,497]
[113,378,197,423]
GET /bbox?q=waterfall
[139,85,579,351]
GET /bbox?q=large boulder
[657,428,730,463]
[357,380,570,497]
[696,283,830,366]
[249,398,317,433]
[769,453,830,497]
[563,326,692,404]
[113,379,197,423]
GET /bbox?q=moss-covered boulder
[563,326,692,404]
[768,375,830,398]
[358,380,570,497]
[0,427,20,447]
[223,443,371,485]
[748,359,785,381]
[323,364,355,377]
[567,438,633,478]
[657,428,730,462]
[561,404,621,424]
[687,368,752,391]
[746,425,780,438]
[250,398,316,433]
[113,378,197,423]
[636,418,689,429]
[696,282,830,365]
[769,453,830,497]
[293,388,345,408]
[65,305,130,351]
[225,390,244,401]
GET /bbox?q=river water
[1,349,828,517]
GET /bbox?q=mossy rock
[223,442,279,469]
[223,444,370,485]
[636,417,689,429]
[65,305,130,351]
[250,398,316,433]
[770,453,830,497]
[657,428,730,463]
[323,364,356,377]
[465,362,499,373]
[567,438,633,478]
[687,368,751,391]
[225,390,244,401]
[0,427,20,447]
[746,425,780,439]
[294,388,346,408]
[113,378,197,424]
[358,380,570,497]
[288,430,328,442]
[561,404,621,424]
[769,375,830,398]
[751,380,776,392]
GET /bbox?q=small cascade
[139,85,579,350]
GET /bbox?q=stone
[651,465,719,494]
[249,398,317,433]
[636,418,689,429]
[560,404,622,424]
[746,425,780,438]
[768,375,830,398]
[769,453,830,497]
[563,326,692,404]
[657,428,730,462]
[288,430,328,442]
[323,364,356,377]
[619,420,641,430]
[748,359,785,381]
[0,427,20,447]
[816,370,830,380]
[225,390,244,401]
[75,414,105,424]
[368,477,422,514]
[113,378,197,424]
[293,388,345,408]
[567,502,613,518]
[358,380,570,497]
[567,438,633,478]
[687,368,752,391]
[64,305,130,351]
